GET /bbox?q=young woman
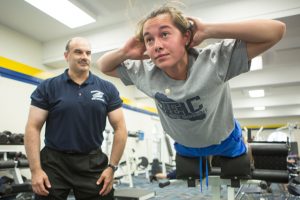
[97,5,285,188]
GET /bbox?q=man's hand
[97,167,114,196]
[31,169,51,196]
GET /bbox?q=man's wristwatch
[107,164,118,172]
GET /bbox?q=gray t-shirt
[117,39,250,148]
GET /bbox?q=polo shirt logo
[91,90,105,102]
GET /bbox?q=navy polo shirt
[31,69,122,153]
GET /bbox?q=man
[24,37,127,200]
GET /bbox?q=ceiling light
[254,106,265,111]
[250,56,263,71]
[24,0,95,28]
[248,89,265,98]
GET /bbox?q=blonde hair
[136,5,193,48]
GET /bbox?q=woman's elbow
[96,59,105,73]
[274,21,286,42]
[97,60,119,77]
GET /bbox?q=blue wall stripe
[0,66,43,85]
[0,66,158,117]
[122,104,158,116]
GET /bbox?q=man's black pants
[35,147,114,200]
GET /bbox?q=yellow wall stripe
[243,124,286,130]
[0,56,53,79]
[0,56,158,115]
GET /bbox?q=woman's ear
[184,29,192,48]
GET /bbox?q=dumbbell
[159,180,171,188]
[18,159,29,168]
[0,160,15,169]
[8,133,24,144]
[0,133,8,144]
[0,131,12,144]
[6,152,24,160]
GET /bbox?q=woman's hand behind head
[186,17,207,47]
[122,36,149,60]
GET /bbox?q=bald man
[25,37,127,200]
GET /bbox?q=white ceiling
[0,0,300,123]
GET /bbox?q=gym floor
[114,175,298,200]
[4,175,297,199]
[8,175,300,200]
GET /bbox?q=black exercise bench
[176,141,290,199]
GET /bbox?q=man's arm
[98,107,127,196]
[107,107,127,166]
[24,105,51,196]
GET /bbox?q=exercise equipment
[150,132,175,176]
[115,160,134,187]
[173,141,291,199]
[8,133,24,144]
[0,144,32,199]
[0,132,9,144]
[288,175,300,196]
[0,131,24,145]
[115,150,150,187]
[0,176,13,194]
[0,131,12,144]
[113,130,150,187]
[137,156,149,171]
[0,159,32,199]
[150,158,162,179]
[128,130,144,142]
[114,188,155,200]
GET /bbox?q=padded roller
[176,154,210,179]
[219,153,251,179]
[253,154,287,170]
[251,169,289,183]
[250,142,289,156]
[207,167,288,184]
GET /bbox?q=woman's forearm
[203,19,285,43]
[202,19,285,59]
[97,48,127,77]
